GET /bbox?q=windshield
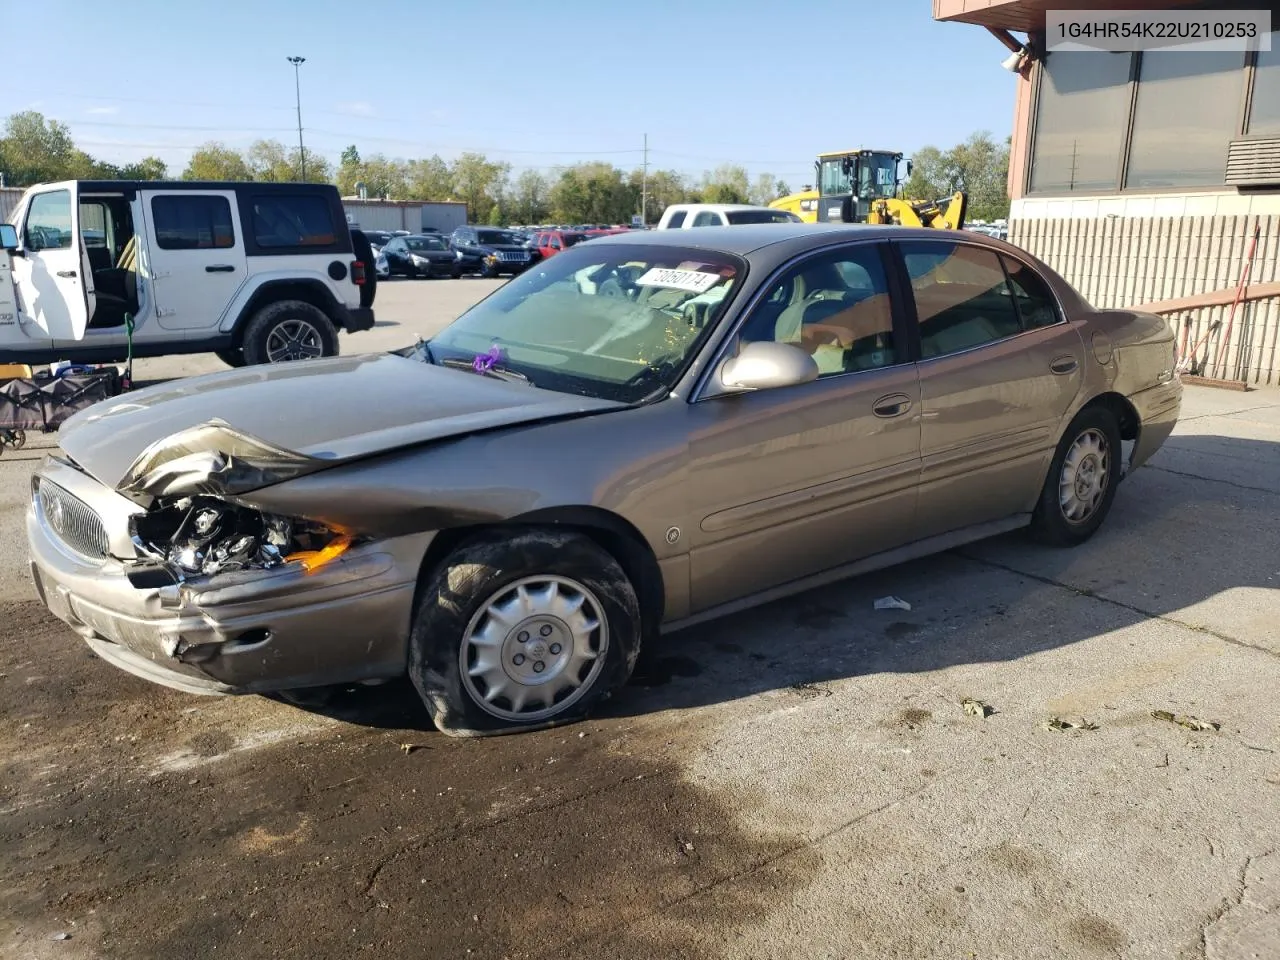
[428,244,745,403]
[858,153,900,200]
[477,230,519,245]
[407,236,447,251]
[724,209,800,224]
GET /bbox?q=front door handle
[873,393,913,418]
[205,264,236,273]
[56,270,77,278]
[1050,356,1079,375]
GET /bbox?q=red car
[534,230,593,258]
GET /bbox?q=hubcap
[1059,428,1110,524]
[460,575,609,723]
[265,319,324,363]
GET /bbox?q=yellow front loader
[770,149,967,230]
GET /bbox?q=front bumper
[26,458,432,695]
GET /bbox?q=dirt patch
[1,604,820,960]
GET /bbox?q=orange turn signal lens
[286,536,352,573]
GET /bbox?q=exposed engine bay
[129,496,347,580]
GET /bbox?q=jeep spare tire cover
[350,229,377,309]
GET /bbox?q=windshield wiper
[440,356,532,386]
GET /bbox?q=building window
[1247,40,1280,135]
[1125,50,1246,189]
[1028,51,1133,193]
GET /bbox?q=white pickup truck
[0,179,378,368]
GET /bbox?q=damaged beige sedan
[27,224,1183,736]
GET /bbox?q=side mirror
[906,160,914,178]
[719,341,819,392]
[0,223,18,252]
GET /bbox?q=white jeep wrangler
[0,179,377,368]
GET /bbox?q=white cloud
[85,105,120,116]
[335,100,375,117]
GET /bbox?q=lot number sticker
[635,267,722,294]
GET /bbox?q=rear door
[10,185,94,342]
[890,238,1086,539]
[141,189,246,332]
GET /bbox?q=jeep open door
[8,183,95,344]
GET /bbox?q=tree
[774,178,791,198]
[337,144,363,195]
[121,156,167,180]
[0,111,91,185]
[700,164,750,204]
[246,139,295,182]
[182,141,253,181]
[486,204,505,226]
[451,152,510,223]
[512,169,551,224]
[628,168,688,223]
[902,133,1010,220]
[748,172,782,206]
[550,162,633,224]
[405,155,452,201]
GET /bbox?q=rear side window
[692,211,720,227]
[151,195,235,250]
[899,241,1022,359]
[24,190,72,251]
[1001,255,1060,330]
[250,195,337,249]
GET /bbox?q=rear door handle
[1050,356,1079,375]
[56,270,77,278]
[205,264,236,273]
[873,393,913,418]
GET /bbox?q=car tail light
[351,260,367,285]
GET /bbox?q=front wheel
[241,300,339,366]
[216,348,247,368]
[1028,405,1123,546]
[408,529,642,738]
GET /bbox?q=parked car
[450,225,542,278]
[362,230,398,255]
[25,223,1181,739]
[0,179,376,368]
[657,203,803,229]
[382,233,472,278]
[533,229,592,259]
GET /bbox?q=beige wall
[1010,199,1280,384]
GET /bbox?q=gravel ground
[2,279,1277,960]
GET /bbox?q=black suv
[450,225,542,278]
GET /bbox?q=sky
[2,0,1020,187]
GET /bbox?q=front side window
[666,211,687,228]
[24,190,72,251]
[152,195,235,250]
[899,241,1021,359]
[428,244,744,403]
[251,195,337,248]
[741,244,897,376]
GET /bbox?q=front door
[141,189,246,332]
[10,185,94,343]
[890,238,1087,539]
[683,240,922,613]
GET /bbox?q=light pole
[287,55,306,181]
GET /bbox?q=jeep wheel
[481,261,498,279]
[241,300,339,366]
[216,348,247,368]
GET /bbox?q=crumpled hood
[57,352,623,495]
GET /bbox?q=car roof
[664,203,776,214]
[35,179,340,194]
[582,222,1020,257]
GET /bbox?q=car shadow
[276,430,1280,734]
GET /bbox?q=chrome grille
[497,250,529,262]
[37,478,109,561]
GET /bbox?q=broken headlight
[129,496,351,579]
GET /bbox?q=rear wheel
[408,529,642,738]
[1029,405,1123,546]
[241,300,339,366]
